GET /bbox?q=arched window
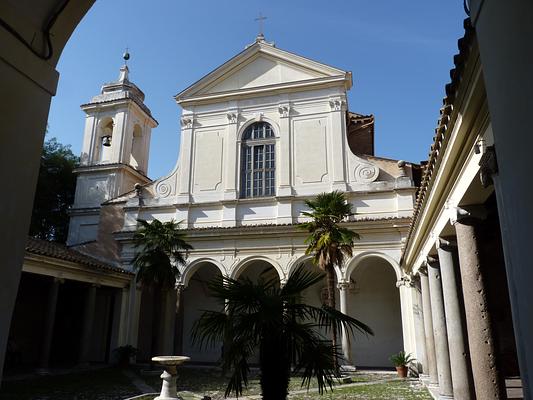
[98,119,114,163]
[241,122,275,198]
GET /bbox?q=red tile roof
[26,238,132,275]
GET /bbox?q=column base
[340,364,357,372]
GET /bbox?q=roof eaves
[401,18,475,264]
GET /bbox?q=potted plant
[390,351,414,378]
[113,345,138,368]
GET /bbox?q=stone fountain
[151,356,190,400]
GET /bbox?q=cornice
[176,75,349,106]
[24,255,132,287]
[74,162,152,182]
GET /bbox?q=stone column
[427,258,453,399]
[420,269,438,386]
[411,275,428,375]
[337,281,353,368]
[79,284,97,366]
[159,289,177,355]
[174,284,185,354]
[38,278,62,373]
[469,3,533,395]
[437,238,474,400]
[454,209,506,399]
[127,284,143,350]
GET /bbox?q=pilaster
[277,101,292,196]
[328,97,348,191]
[177,116,194,203]
[224,109,239,200]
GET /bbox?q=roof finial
[123,47,130,65]
[254,12,267,42]
[118,48,130,82]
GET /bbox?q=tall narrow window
[241,122,275,198]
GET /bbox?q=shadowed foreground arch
[231,256,284,283]
[181,261,223,363]
[345,253,403,368]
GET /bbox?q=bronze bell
[102,135,112,147]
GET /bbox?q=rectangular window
[242,141,275,198]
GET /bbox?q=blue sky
[48,1,467,179]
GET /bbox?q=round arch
[230,256,285,282]
[344,251,402,282]
[237,117,281,142]
[180,258,226,287]
[286,254,343,283]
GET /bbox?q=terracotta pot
[395,365,408,378]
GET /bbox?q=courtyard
[0,367,431,400]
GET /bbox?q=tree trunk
[260,333,290,400]
[326,266,338,370]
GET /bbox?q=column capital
[277,104,290,118]
[396,275,413,288]
[337,281,353,291]
[426,256,439,269]
[478,145,498,188]
[180,116,194,129]
[449,205,488,225]
[226,112,238,124]
[436,237,457,250]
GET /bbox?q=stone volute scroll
[155,174,176,198]
[354,162,379,183]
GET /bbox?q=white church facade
[64,35,420,368]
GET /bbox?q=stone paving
[0,366,433,400]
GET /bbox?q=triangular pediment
[176,41,351,102]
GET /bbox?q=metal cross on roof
[255,12,267,36]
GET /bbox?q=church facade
[66,35,420,368]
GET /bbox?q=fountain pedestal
[151,356,190,400]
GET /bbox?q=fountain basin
[151,356,190,400]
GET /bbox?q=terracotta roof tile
[402,18,475,256]
[26,238,132,275]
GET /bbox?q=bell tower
[67,54,158,245]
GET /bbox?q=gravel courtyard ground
[0,366,432,400]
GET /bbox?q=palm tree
[192,265,372,400]
[133,218,193,357]
[299,191,358,362]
